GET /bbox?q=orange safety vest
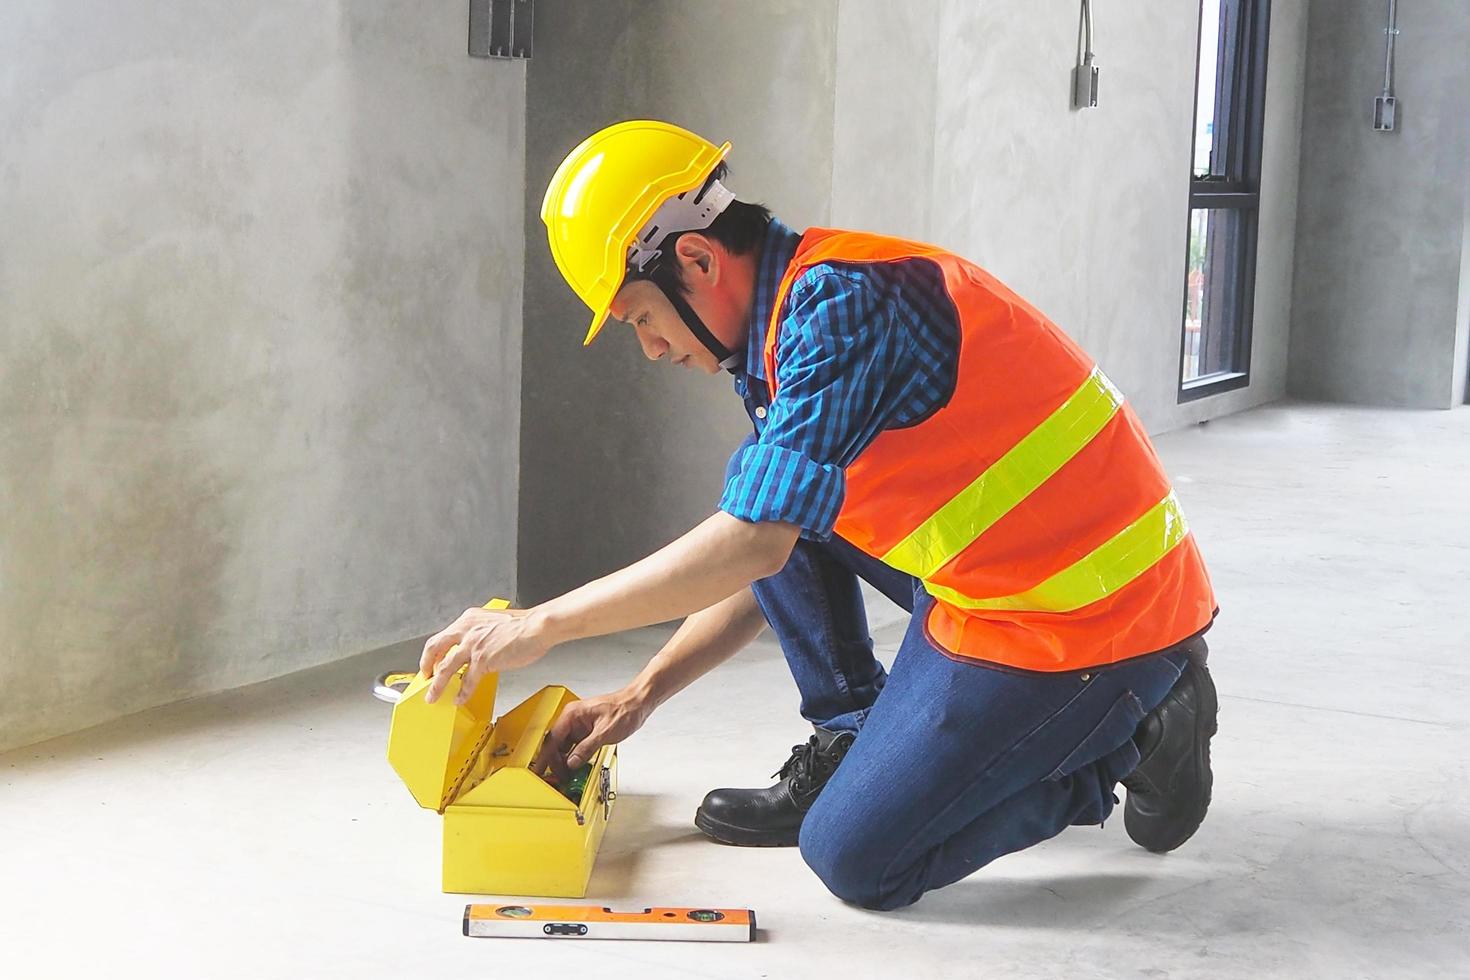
[764,229,1217,672]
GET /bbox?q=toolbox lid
[386,667,501,812]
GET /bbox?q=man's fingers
[419,627,461,677]
[532,705,595,781]
[424,644,469,703]
[455,649,493,706]
[532,723,578,784]
[567,724,610,770]
[535,738,571,786]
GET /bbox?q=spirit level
[463,904,757,942]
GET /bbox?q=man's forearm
[529,511,796,648]
[625,588,768,711]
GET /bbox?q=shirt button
[754,406,768,419]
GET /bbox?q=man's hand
[525,591,765,786]
[531,688,651,785]
[420,605,548,705]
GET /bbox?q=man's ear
[675,233,718,284]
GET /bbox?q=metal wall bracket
[470,0,533,60]
[1072,0,1099,110]
[1372,0,1399,131]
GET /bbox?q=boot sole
[1125,651,1219,854]
[693,808,801,848]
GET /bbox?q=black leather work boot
[1121,637,1218,853]
[694,728,856,847]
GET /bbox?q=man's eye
[636,316,648,328]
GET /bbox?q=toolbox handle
[373,670,418,705]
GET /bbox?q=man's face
[607,279,724,375]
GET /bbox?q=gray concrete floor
[3,401,1467,979]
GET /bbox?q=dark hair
[642,162,772,297]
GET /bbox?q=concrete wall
[518,0,837,602]
[0,1,526,751]
[1289,0,1470,408]
[1457,162,1470,406]
[832,0,1309,434]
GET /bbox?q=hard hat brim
[583,307,611,347]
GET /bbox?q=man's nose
[635,325,667,361]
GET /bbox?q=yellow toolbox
[376,599,618,898]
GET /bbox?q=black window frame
[1179,0,1272,402]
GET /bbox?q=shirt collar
[742,218,803,382]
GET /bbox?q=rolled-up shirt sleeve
[719,441,846,536]
[720,267,895,540]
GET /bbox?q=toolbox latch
[599,765,615,821]
[573,761,616,826]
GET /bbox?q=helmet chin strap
[658,282,742,373]
[627,177,743,373]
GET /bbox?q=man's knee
[798,806,918,911]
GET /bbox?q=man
[420,120,1219,911]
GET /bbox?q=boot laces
[773,735,837,794]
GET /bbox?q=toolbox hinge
[438,717,500,814]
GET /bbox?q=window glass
[1183,208,1246,382]
[1193,0,1223,178]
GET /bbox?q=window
[1180,0,1271,400]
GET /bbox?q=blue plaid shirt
[720,219,960,540]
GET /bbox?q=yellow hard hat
[541,120,731,346]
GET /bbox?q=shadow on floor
[879,871,1165,927]
[853,801,1470,943]
[586,792,708,899]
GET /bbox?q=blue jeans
[734,443,1190,910]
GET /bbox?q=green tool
[562,763,594,801]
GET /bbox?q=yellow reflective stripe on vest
[925,492,1189,614]
[881,367,1124,579]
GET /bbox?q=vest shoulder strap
[763,229,956,393]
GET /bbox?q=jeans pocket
[1046,689,1147,782]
